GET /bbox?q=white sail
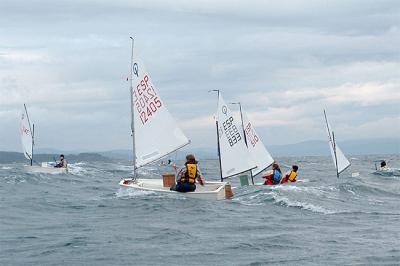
[20,105,33,161]
[131,48,190,168]
[324,111,350,175]
[241,110,274,176]
[217,93,256,178]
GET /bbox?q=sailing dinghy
[21,104,67,174]
[212,91,257,182]
[119,39,229,200]
[323,110,351,177]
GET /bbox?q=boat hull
[373,169,400,176]
[24,165,68,174]
[119,178,229,200]
[254,179,305,186]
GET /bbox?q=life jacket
[287,171,297,182]
[180,164,198,185]
[273,170,282,184]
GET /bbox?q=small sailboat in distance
[20,104,67,174]
[230,102,274,184]
[119,38,229,200]
[21,104,34,166]
[323,109,351,178]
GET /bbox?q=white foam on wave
[1,166,12,170]
[67,164,88,176]
[115,187,156,198]
[272,194,336,214]
[268,185,327,197]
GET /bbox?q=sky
[0,0,399,152]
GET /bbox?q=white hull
[119,178,229,200]
[24,165,68,174]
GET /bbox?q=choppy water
[1,155,399,265]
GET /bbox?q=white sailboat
[231,102,274,184]
[21,104,67,174]
[323,110,351,177]
[214,93,257,181]
[119,39,229,200]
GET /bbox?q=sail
[216,93,256,178]
[241,110,274,176]
[20,105,33,160]
[324,111,351,175]
[131,48,190,168]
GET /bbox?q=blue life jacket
[273,170,282,184]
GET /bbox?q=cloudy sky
[1,0,399,152]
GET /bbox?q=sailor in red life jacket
[262,163,282,185]
[281,165,299,184]
[170,154,204,193]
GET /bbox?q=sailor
[171,154,204,192]
[380,160,388,171]
[263,163,282,185]
[55,154,68,168]
[281,165,299,183]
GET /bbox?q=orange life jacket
[180,164,198,185]
[287,171,297,182]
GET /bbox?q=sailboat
[213,92,257,182]
[21,104,67,174]
[323,110,351,177]
[119,39,229,200]
[230,102,274,184]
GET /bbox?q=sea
[1,154,399,266]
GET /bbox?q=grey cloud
[0,0,399,151]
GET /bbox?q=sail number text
[222,116,242,147]
[133,75,163,125]
[245,122,259,147]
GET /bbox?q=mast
[129,37,137,178]
[211,90,224,182]
[324,109,339,178]
[332,131,339,178]
[24,104,34,166]
[31,123,34,166]
[216,119,223,182]
[323,109,332,141]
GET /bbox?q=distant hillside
[2,138,398,163]
[0,151,112,164]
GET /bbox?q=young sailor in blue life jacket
[263,163,282,185]
[281,165,299,184]
[171,154,204,193]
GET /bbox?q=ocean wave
[115,187,156,198]
[272,194,336,214]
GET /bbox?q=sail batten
[131,47,190,168]
[216,93,256,178]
